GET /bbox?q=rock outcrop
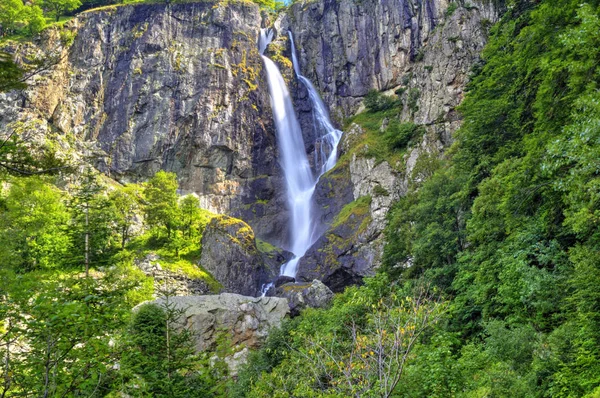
[199,215,279,296]
[136,253,212,296]
[148,293,289,373]
[269,279,334,316]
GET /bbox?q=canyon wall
[0,0,498,293]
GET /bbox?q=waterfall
[258,29,343,293]
[288,32,343,175]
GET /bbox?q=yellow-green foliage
[256,238,278,254]
[127,233,222,293]
[232,51,259,93]
[132,22,148,39]
[211,214,257,252]
[340,110,405,170]
[332,195,371,228]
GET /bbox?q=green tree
[363,89,396,112]
[180,194,202,238]
[0,53,25,92]
[22,5,45,35]
[43,0,81,22]
[68,166,114,275]
[117,295,214,397]
[144,171,180,239]
[0,0,23,36]
[0,177,70,272]
[0,270,135,397]
[109,185,142,249]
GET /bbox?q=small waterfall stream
[258,29,343,294]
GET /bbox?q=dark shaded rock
[297,196,376,292]
[313,162,355,226]
[274,275,295,288]
[256,236,294,273]
[200,215,274,296]
[272,280,334,316]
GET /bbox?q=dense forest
[1,0,600,396]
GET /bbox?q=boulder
[149,294,289,352]
[200,215,276,296]
[271,280,334,316]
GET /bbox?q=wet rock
[297,194,377,292]
[274,275,295,288]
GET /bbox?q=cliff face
[1,1,294,248]
[0,0,498,294]
[286,0,498,287]
[288,0,496,123]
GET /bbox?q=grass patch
[44,16,74,26]
[445,2,458,17]
[127,233,222,293]
[332,195,372,231]
[339,108,424,171]
[256,238,279,254]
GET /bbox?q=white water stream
[258,29,343,294]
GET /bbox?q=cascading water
[288,32,343,175]
[258,29,343,294]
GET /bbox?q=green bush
[363,89,397,112]
[384,121,425,150]
[446,2,458,17]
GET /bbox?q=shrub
[384,122,425,150]
[446,2,458,17]
[363,89,396,112]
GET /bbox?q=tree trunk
[85,204,89,277]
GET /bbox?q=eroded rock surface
[288,0,497,122]
[149,293,288,373]
[136,253,211,296]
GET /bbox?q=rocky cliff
[0,0,498,295]
[287,0,496,122]
[285,0,498,287]
[0,1,293,248]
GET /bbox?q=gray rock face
[149,293,288,372]
[288,0,497,122]
[200,215,278,296]
[1,1,289,248]
[269,280,334,316]
[288,0,497,290]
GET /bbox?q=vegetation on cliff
[239,0,600,396]
[0,166,228,395]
